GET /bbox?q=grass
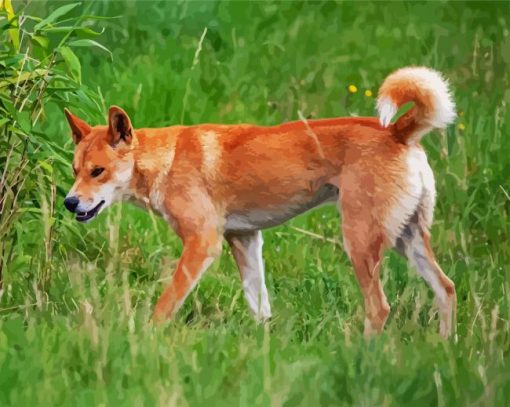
[1,0,510,405]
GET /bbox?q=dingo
[64,66,457,337]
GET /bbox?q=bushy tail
[376,66,455,144]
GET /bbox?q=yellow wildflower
[348,84,357,93]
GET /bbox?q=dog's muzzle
[75,200,105,222]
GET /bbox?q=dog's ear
[108,106,133,147]
[64,108,92,144]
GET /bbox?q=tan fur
[64,66,457,337]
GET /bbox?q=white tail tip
[377,97,398,128]
[376,66,456,141]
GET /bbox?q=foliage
[1,1,510,405]
[0,0,107,289]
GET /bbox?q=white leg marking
[404,228,453,337]
[406,237,447,305]
[364,317,376,336]
[229,231,271,322]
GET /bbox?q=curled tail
[377,66,455,144]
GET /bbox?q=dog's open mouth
[76,200,105,222]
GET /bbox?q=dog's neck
[126,129,177,215]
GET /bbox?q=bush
[0,0,108,291]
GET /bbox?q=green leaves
[68,39,112,59]
[58,46,81,84]
[31,35,49,49]
[41,26,104,37]
[2,0,19,50]
[33,3,81,32]
[0,68,49,89]
[0,1,110,292]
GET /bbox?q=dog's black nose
[64,196,79,213]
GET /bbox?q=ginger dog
[64,66,457,337]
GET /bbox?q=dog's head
[63,106,135,223]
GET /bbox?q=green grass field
[1,1,510,405]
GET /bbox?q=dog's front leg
[152,231,223,322]
[226,230,271,322]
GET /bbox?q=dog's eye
[90,167,105,178]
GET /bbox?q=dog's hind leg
[395,212,456,338]
[342,226,390,337]
[339,191,391,336]
[226,230,271,322]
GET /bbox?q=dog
[64,66,457,337]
